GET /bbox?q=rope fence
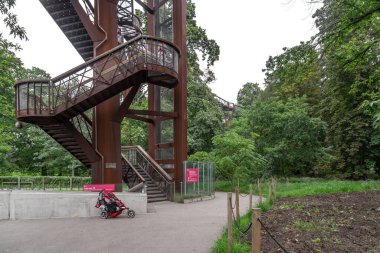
[226,179,293,253]
[258,218,289,253]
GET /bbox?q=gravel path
[0,192,258,253]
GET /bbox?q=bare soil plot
[252,191,380,252]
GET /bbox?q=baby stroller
[95,190,135,219]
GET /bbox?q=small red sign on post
[83,184,115,192]
[186,168,199,183]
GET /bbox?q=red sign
[186,168,199,183]
[83,184,115,192]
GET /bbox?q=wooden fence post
[235,186,240,224]
[272,178,277,199]
[268,180,272,202]
[227,192,233,253]
[249,184,253,210]
[258,179,262,204]
[252,208,261,253]
[227,192,232,253]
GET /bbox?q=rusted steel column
[173,0,188,182]
[93,0,122,191]
[147,0,156,159]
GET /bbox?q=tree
[0,37,23,173]
[0,0,27,40]
[313,0,380,178]
[190,130,268,181]
[186,0,223,154]
[262,42,322,107]
[187,80,224,154]
[248,97,329,176]
[237,82,262,108]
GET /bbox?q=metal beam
[125,114,154,124]
[154,0,170,11]
[125,109,177,118]
[115,85,141,123]
[135,0,154,14]
[70,0,104,42]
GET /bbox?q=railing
[69,112,93,143]
[15,80,51,115]
[121,154,145,192]
[117,0,142,38]
[15,36,179,117]
[214,94,236,111]
[178,161,215,200]
[0,176,91,191]
[80,0,94,23]
[122,145,173,199]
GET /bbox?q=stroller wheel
[127,210,135,218]
[101,211,108,219]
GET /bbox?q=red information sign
[83,184,115,192]
[186,168,199,183]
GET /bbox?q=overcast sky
[2,0,319,103]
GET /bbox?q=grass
[215,178,380,199]
[212,178,380,253]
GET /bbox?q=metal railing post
[184,161,187,196]
[202,161,205,194]
[18,176,21,190]
[197,161,200,195]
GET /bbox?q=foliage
[0,0,27,40]
[313,0,380,178]
[0,36,23,171]
[248,97,329,176]
[187,80,224,154]
[262,42,322,107]
[211,131,267,181]
[236,82,262,108]
[185,0,223,154]
[215,178,380,199]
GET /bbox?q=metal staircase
[122,146,172,202]
[40,0,94,60]
[15,36,177,201]
[15,0,177,201]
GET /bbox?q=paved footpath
[0,192,258,253]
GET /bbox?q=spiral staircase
[15,0,176,202]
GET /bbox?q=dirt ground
[248,190,380,253]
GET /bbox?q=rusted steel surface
[16,0,187,194]
[14,37,179,120]
[172,0,188,181]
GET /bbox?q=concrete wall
[0,190,147,220]
[0,191,10,219]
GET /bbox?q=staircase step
[148,193,166,199]
[148,196,168,203]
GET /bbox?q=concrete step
[148,196,168,203]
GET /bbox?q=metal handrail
[122,145,173,198]
[15,36,180,117]
[122,146,173,183]
[52,36,179,82]
[121,154,145,183]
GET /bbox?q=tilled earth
[247,190,380,253]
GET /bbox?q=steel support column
[93,0,122,191]
[147,0,156,159]
[173,0,187,181]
